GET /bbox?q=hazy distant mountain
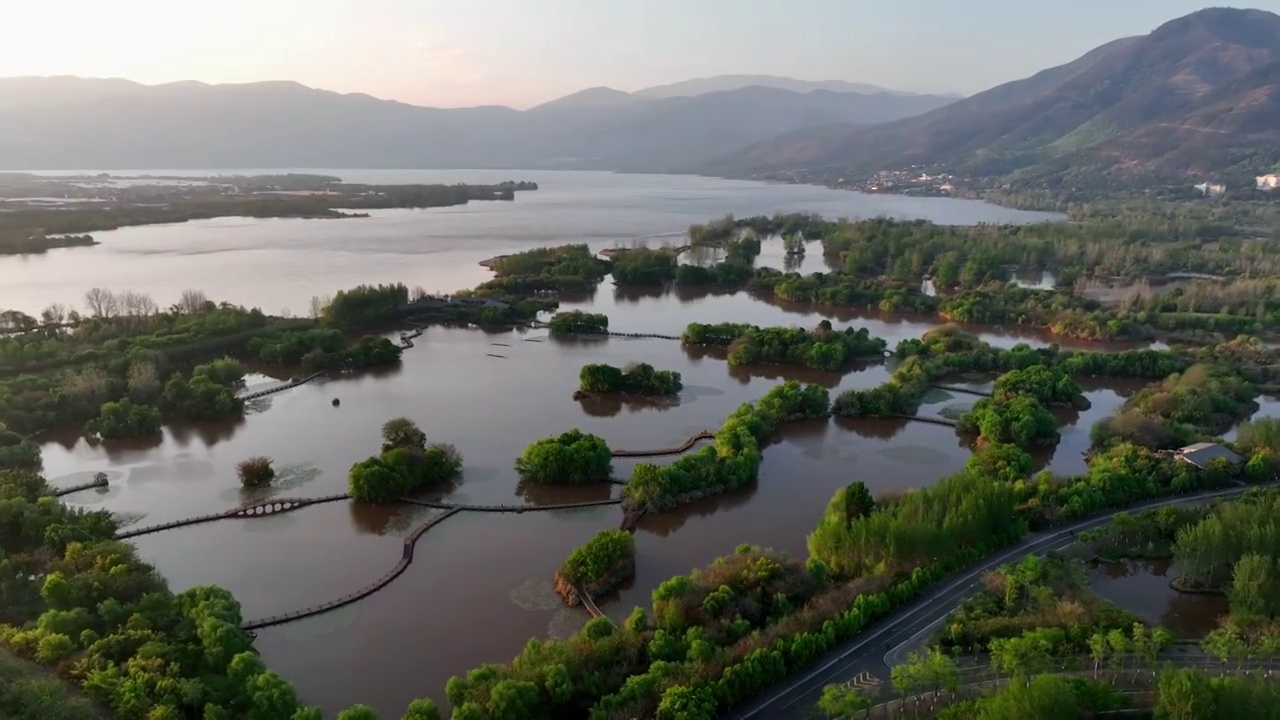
[635,74,956,99]
[0,76,954,171]
[714,8,1280,187]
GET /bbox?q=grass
[0,649,105,720]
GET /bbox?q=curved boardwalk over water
[399,497,622,513]
[611,430,714,457]
[242,507,462,630]
[238,372,326,401]
[115,494,352,539]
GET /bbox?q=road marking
[730,484,1265,720]
[844,671,882,690]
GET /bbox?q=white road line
[730,484,1259,719]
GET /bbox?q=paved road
[724,484,1262,720]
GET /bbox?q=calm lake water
[1089,558,1228,639]
[31,170,1096,714]
[3,169,1060,315]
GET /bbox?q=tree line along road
[725,483,1268,720]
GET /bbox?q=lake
[1,169,1060,315]
[30,170,1092,715]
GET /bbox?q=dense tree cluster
[992,366,1084,407]
[1077,505,1205,561]
[940,555,1140,652]
[514,430,613,485]
[159,357,246,421]
[833,325,1194,422]
[610,248,679,285]
[493,245,608,282]
[558,530,636,597]
[957,396,1060,448]
[1174,491,1280,603]
[547,311,609,335]
[321,283,410,329]
[1155,668,1280,720]
[674,237,761,289]
[807,471,1023,578]
[0,459,443,718]
[578,363,682,396]
[623,381,829,512]
[83,398,161,440]
[348,418,462,503]
[250,328,345,365]
[1093,363,1258,451]
[0,429,41,470]
[683,321,886,372]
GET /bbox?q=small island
[555,530,637,607]
[514,430,613,484]
[547,310,609,335]
[348,418,462,502]
[574,362,682,400]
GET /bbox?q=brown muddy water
[25,170,1144,715]
[1089,558,1229,639]
[42,317,1146,714]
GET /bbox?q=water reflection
[1090,558,1228,638]
[576,394,680,418]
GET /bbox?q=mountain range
[715,7,1280,188]
[0,75,955,171]
[2,7,1277,186]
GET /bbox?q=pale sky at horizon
[4,1,1279,108]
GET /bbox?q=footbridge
[241,507,462,630]
[114,494,351,540]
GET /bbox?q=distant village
[756,166,1280,202]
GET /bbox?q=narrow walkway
[398,497,622,513]
[930,384,993,398]
[611,430,714,457]
[237,371,326,401]
[115,494,352,539]
[577,586,613,626]
[242,507,462,630]
[53,473,109,497]
[889,414,959,428]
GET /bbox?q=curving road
[724,483,1264,720]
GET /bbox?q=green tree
[400,699,441,720]
[336,705,379,720]
[817,683,872,718]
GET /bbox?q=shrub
[237,456,275,488]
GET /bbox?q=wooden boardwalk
[577,587,613,625]
[611,430,714,458]
[930,384,993,398]
[115,494,351,539]
[398,497,622,513]
[53,473,109,497]
[242,507,462,630]
[237,371,326,401]
[889,414,959,428]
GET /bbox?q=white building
[1256,174,1280,191]
[1194,182,1226,196]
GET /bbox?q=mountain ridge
[0,75,956,171]
[712,7,1280,188]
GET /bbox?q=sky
[4,1,1279,108]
